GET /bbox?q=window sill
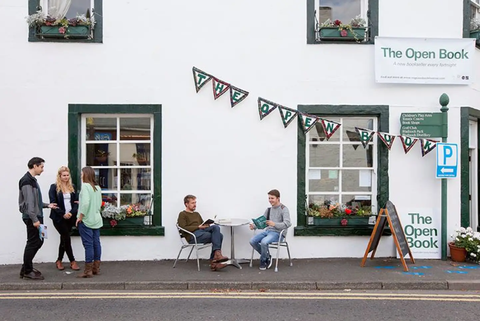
[72,226,165,236]
[318,27,366,42]
[294,225,391,236]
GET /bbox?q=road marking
[0,292,479,302]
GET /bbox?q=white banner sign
[375,37,475,85]
[398,208,441,259]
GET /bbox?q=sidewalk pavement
[1,258,480,291]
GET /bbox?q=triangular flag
[377,132,396,150]
[278,106,298,128]
[192,67,212,93]
[320,119,341,140]
[212,78,230,100]
[299,113,318,134]
[257,97,278,120]
[399,135,418,154]
[345,130,361,150]
[354,127,375,149]
[229,86,249,107]
[420,139,437,157]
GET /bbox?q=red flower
[110,219,117,227]
[340,29,348,37]
[345,208,352,215]
[341,218,348,226]
[58,27,66,34]
[334,20,342,26]
[102,201,105,207]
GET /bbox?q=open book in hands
[202,215,217,226]
[251,215,267,229]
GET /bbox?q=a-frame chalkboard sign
[361,200,415,271]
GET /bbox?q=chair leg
[173,248,184,268]
[195,245,201,272]
[275,245,280,272]
[250,247,255,268]
[186,246,194,262]
[286,244,293,266]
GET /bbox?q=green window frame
[28,0,103,43]
[465,0,480,47]
[68,104,163,236]
[295,104,389,236]
[306,0,379,45]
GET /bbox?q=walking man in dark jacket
[19,157,57,280]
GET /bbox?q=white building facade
[0,0,479,264]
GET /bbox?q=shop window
[69,105,163,236]
[28,0,103,43]
[295,105,389,236]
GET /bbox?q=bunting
[229,86,249,108]
[320,119,341,140]
[192,67,212,93]
[299,113,318,133]
[378,132,396,150]
[212,78,230,100]
[420,139,438,157]
[355,127,376,149]
[258,97,278,120]
[399,136,418,154]
[278,106,298,128]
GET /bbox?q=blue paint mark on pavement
[411,266,432,269]
[458,266,480,269]
[375,266,396,269]
[446,270,469,274]
[402,272,424,276]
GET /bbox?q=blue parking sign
[436,143,458,178]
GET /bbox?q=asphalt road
[0,290,479,321]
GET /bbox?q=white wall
[0,0,478,264]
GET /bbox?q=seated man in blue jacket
[249,189,291,270]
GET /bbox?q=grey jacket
[18,172,48,222]
[263,203,291,234]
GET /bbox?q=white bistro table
[217,218,250,269]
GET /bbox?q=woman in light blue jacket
[76,166,103,278]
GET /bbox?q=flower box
[319,27,366,41]
[313,217,371,226]
[38,25,91,39]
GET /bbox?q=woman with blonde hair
[76,166,103,278]
[48,166,80,271]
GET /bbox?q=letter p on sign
[436,143,458,178]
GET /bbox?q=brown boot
[212,250,228,263]
[77,263,93,278]
[55,260,65,271]
[92,260,101,275]
[70,261,80,271]
[213,262,227,271]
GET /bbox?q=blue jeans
[78,222,102,263]
[189,225,223,260]
[250,230,280,264]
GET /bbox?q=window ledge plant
[101,202,149,227]
[450,227,480,263]
[318,15,367,42]
[26,11,95,39]
[307,200,372,226]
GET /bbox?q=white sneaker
[267,255,273,269]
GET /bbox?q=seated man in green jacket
[177,195,228,271]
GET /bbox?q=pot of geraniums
[318,15,367,42]
[449,227,480,263]
[307,201,372,226]
[26,10,94,39]
[471,18,480,46]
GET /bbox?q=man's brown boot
[92,260,101,275]
[77,263,93,278]
[213,262,227,271]
[212,250,228,263]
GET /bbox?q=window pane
[94,168,116,190]
[86,118,116,141]
[342,118,374,142]
[319,0,361,24]
[120,168,151,191]
[119,193,152,208]
[310,122,340,142]
[120,143,151,166]
[65,0,91,18]
[342,170,372,192]
[341,195,372,214]
[120,118,151,141]
[308,194,339,207]
[308,170,339,192]
[342,145,373,167]
[86,143,118,166]
[309,144,339,167]
[102,193,118,206]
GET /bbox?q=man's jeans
[250,230,280,264]
[78,222,101,263]
[22,217,44,274]
[189,225,223,260]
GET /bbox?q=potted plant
[95,150,110,163]
[101,202,148,227]
[449,227,480,263]
[132,153,149,165]
[307,201,372,226]
[470,18,480,47]
[318,15,367,42]
[26,10,94,39]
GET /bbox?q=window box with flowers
[307,200,374,227]
[101,202,152,228]
[26,11,94,40]
[318,16,367,42]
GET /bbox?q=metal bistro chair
[249,228,292,272]
[173,224,212,272]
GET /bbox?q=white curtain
[48,0,72,20]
